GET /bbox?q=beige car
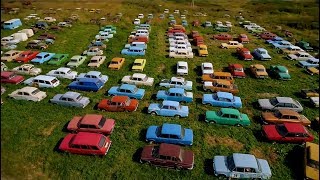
[279,46,304,54]
[220,41,243,49]
[261,109,311,126]
[9,87,47,102]
[1,50,23,62]
[250,64,269,78]
[44,17,56,22]
[203,80,239,95]
[121,73,154,86]
[88,56,106,68]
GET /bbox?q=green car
[66,55,87,68]
[269,65,291,80]
[250,28,264,34]
[100,25,117,33]
[47,54,69,65]
[215,25,230,32]
[205,108,250,126]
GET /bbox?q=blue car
[146,123,193,146]
[213,153,272,179]
[159,77,193,90]
[156,88,193,103]
[76,71,108,84]
[50,91,90,108]
[121,47,145,56]
[297,58,319,68]
[252,48,272,61]
[108,84,145,100]
[265,36,283,44]
[67,78,104,92]
[270,41,292,49]
[148,100,189,118]
[31,52,55,64]
[202,92,242,108]
[182,20,188,27]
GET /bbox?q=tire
[174,115,181,118]
[236,124,242,127]
[110,94,115,97]
[217,174,227,179]
[210,121,216,124]
[151,112,157,116]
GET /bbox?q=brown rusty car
[203,80,239,95]
[261,109,311,126]
[202,72,234,83]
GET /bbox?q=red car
[1,71,24,84]
[259,32,277,40]
[236,47,253,60]
[167,29,185,34]
[37,33,56,40]
[190,30,200,39]
[59,132,112,156]
[228,63,246,78]
[262,123,314,143]
[140,143,194,170]
[213,33,232,40]
[97,96,139,112]
[192,20,200,27]
[67,114,115,135]
[238,34,249,43]
[194,36,204,46]
[14,50,40,63]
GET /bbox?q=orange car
[203,80,239,95]
[202,72,234,83]
[250,64,269,79]
[108,57,125,70]
[261,109,311,126]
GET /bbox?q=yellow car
[220,41,243,49]
[108,57,125,70]
[132,59,146,72]
[304,142,319,180]
[250,64,269,79]
[198,44,208,57]
[306,67,319,75]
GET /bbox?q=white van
[24,75,60,88]
[11,33,28,42]
[17,29,34,37]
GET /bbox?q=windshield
[4,54,11,57]
[133,87,138,93]
[31,89,40,95]
[35,56,42,59]
[217,110,222,116]
[98,136,106,148]
[203,67,212,70]
[227,156,235,170]
[91,60,98,63]
[111,61,118,64]
[76,95,82,100]
[70,59,78,62]
[234,68,243,72]
[51,79,58,84]
[257,68,265,72]
[260,51,266,54]
[275,124,288,136]
[51,57,59,61]
[178,66,186,69]
[269,98,279,106]
[133,63,141,66]
[244,51,250,54]
[98,117,106,128]
[274,110,281,118]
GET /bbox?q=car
[202,92,242,108]
[236,47,253,60]
[228,63,246,78]
[1,62,8,71]
[14,51,40,63]
[121,73,154,86]
[304,142,319,180]
[8,87,46,102]
[287,52,313,61]
[46,67,78,80]
[265,36,284,44]
[140,143,194,170]
[300,88,319,98]
[213,33,232,40]
[213,153,272,179]
[30,52,55,64]
[26,40,48,50]
[48,54,69,65]
[1,71,24,84]
[237,34,249,43]
[269,65,291,80]
[59,132,112,156]
[159,14,165,19]
[159,77,192,90]
[121,47,145,56]
[67,114,115,135]
[37,33,56,40]
[202,72,234,83]
[23,75,60,88]
[252,48,272,61]
[50,91,90,108]
[310,97,319,107]
[67,55,87,68]
[87,56,106,68]
[146,123,193,145]
[259,32,277,40]
[82,47,103,56]
[156,88,193,103]
[278,46,304,54]
[270,40,292,49]
[258,97,303,112]
[169,50,194,59]
[108,84,145,100]
[169,44,192,53]
[76,71,108,84]
[203,80,239,95]
[198,45,208,57]
[11,64,41,76]
[1,43,17,51]
[137,14,144,18]
[170,40,191,48]
[215,25,230,32]
[296,41,314,51]
[177,61,188,75]
[108,57,125,70]
[43,17,56,22]
[205,108,250,126]
[148,100,189,118]
[1,36,20,45]
[58,21,72,27]
[132,59,146,72]
[262,123,314,143]
[261,109,311,126]
[201,62,214,75]
[182,20,188,27]
[97,96,139,112]
[297,58,319,68]
[68,78,104,92]
[221,41,243,49]
[95,32,112,40]
[306,66,319,75]
[1,50,23,62]
[88,41,107,50]
[250,64,269,79]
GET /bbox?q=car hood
[298,61,309,66]
[141,146,153,159]
[202,69,213,74]
[183,129,193,144]
[258,99,274,109]
[148,103,160,112]
[109,64,120,68]
[263,125,281,139]
[186,92,193,98]
[156,90,166,98]
[257,159,272,177]
[103,119,115,133]
[256,71,268,76]
[278,73,291,79]
[203,94,214,102]
[132,65,143,70]
[287,54,297,59]
[233,71,245,76]
[261,112,277,121]
[182,150,194,166]
[213,156,230,174]
[146,125,158,139]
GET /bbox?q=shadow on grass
[61,122,70,133]
[252,115,263,124]
[293,92,303,98]
[141,106,149,114]
[230,52,238,58]
[139,128,147,142]
[93,103,99,110]
[284,145,304,180]
[198,114,206,122]
[244,68,255,78]
[194,66,202,76]
[150,93,157,100]
[195,97,202,104]
[196,77,202,83]
[204,158,214,175]
[170,64,176,74]
[132,147,143,163]
[251,101,261,110]
[252,129,265,142]
[53,138,64,153]
[196,85,204,92]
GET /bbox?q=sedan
[202,92,242,108]
[9,87,46,102]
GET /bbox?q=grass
[1,0,319,179]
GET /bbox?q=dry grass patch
[250,146,278,164]
[157,63,166,73]
[205,134,244,151]
[41,123,58,137]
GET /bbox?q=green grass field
[1,0,319,179]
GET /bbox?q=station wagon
[203,80,239,95]
[261,109,311,126]
[24,75,60,88]
[46,67,78,80]
[68,78,104,92]
[159,77,192,90]
[258,97,303,112]
[202,72,234,83]
[121,47,145,56]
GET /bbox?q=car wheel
[210,121,216,124]
[148,140,154,144]
[150,112,157,116]
[174,115,181,118]
[175,166,182,171]
[217,174,227,179]
[236,123,242,127]
[110,94,115,97]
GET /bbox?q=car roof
[213,79,231,85]
[91,56,104,60]
[177,61,187,66]
[111,96,129,103]
[275,65,288,72]
[275,97,294,103]
[162,100,180,107]
[78,78,100,83]
[306,142,319,162]
[220,108,240,115]
[132,73,146,78]
[199,44,207,48]
[36,52,50,56]
[71,132,104,146]
[53,54,68,58]
[283,123,306,133]
[168,88,184,94]
[214,72,231,76]
[202,62,212,67]
[171,76,185,82]
[111,57,124,62]
[253,64,265,69]
[86,71,101,76]
[229,41,239,43]
[1,71,15,77]
[80,114,103,125]
[240,34,247,37]
[158,143,181,157]
[36,75,57,81]
[129,46,144,51]
[217,92,233,99]
[120,84,136,89]
[161,123,182,136]
[231,63,243,68]
[19,86,38,93]
[20,64,34,69]
[134,59,145,63]
[63,91,81,98]
[256,48,267,51]
[277,109,299,116]
[71,55,84,59]
[233,153,258,169]
[57,67,71,72]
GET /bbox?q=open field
[1,0,319,179]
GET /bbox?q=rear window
[51,78,58,84]
[98,117,106,128]
[98,136,106,148]
[31,89,40,95]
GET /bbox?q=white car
[11,64,41,76]
[58,22,72,27]
[133,19,140,25]
[169,44,192,53]
[88,56,106,68]
[44,17,56,22]
[174,9,180,14]
[216,21,223,26]
[169,50,194,58]
[138,14,144,19]
[164,9,169,13]
[286,52,313,61]
[201,62,214,75]
[82,47,103,56]
[95,32,113,39]
[177,61,188,75]
[225,21,232,27]
[1,36,20,45]
[310,97,319,107]
[121,73,154,86]
[1,50,22,62]
[181,15,186,19]
[46,67,78,80]
[167,32,188,39]
[9,87,47,102]
[168,35,188,43]
[169,40,191,48]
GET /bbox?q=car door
[230,167,243,178]
[169,81,176,88]
[220,113,231,125]
[218,97,229,107]
[274,103,285,110]
[168,92,178,101]
[159,105,173,116]
[108,101,117,111]
[68,98,79,107]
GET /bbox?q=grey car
[50,91,90,108]
[258,97,303,112]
